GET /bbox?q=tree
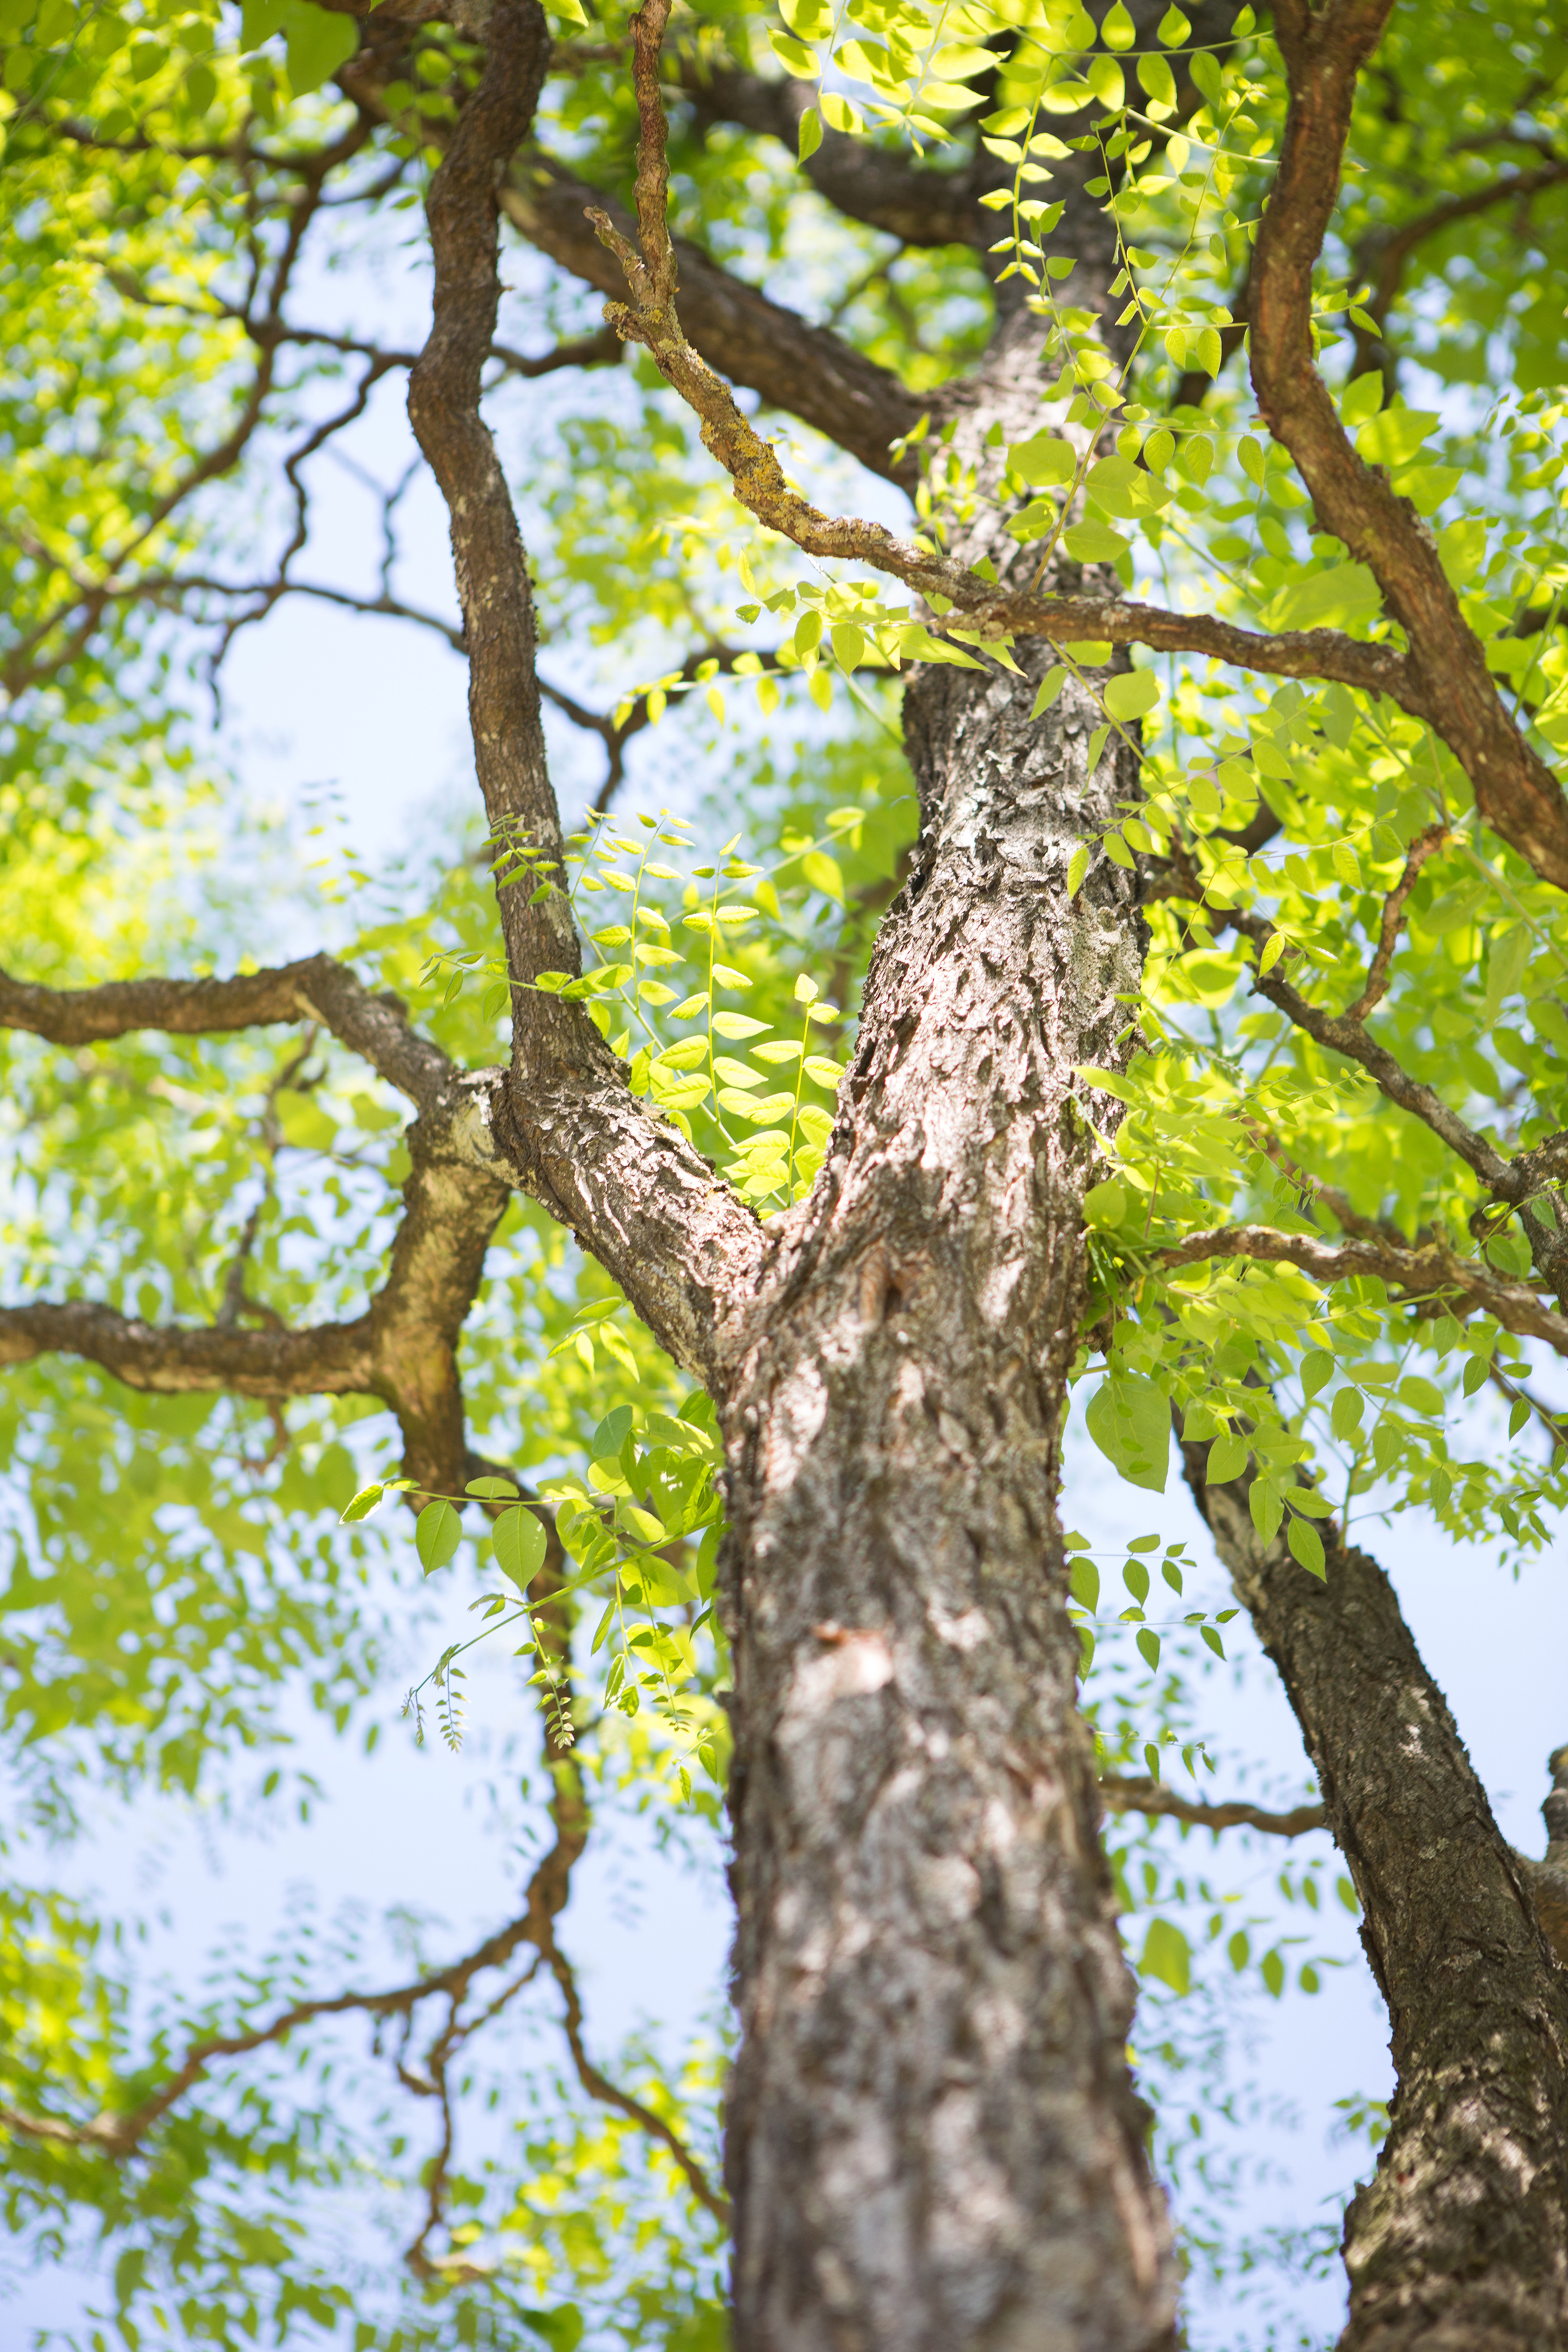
[3,0,1568,2342]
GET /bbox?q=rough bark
[1180,1437,1568,2352]
[716,632,1176,2352]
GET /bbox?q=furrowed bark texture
[718,646,1176,2352]
[1180,1439,1568,2352]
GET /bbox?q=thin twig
[1345,822,1449,1019]
[1099,1774,1327,1838]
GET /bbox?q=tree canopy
[3,0,1568,2343]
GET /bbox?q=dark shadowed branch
[1179,1422,1568,2349]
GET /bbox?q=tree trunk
[1180,1438,1568,2351]
[718,633,1178,2349]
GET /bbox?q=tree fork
[396,0,1184,2336]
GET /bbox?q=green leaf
[797,103,823,161]
[274,1089,337,1152]
[1085,1371,1170,1492]
[1063,522,1130,566]
[1342,372,1383,428]
[1437,516,1487,587]
[767,25,819,74]
[1265,564,1381,633]
[656,1036,710,1071]
[1008,434,1077,487]
[1086,52,1125,108]
[494,1506,548,1591]
[712,1011,770,1038]
[1330,1387,1364,1440]
[1136,1626,1162,1671]
[1261,1947,1286,1998]
[1103,669,1158,722]
[1069,1555,1099,1610]
[282,0,358,94]
[1067,842,1090,897]
[1356,408,1439,468]
[341,1482,385,1522]
[1249,1479,1284,1543]
[1083,1177,1129,1227]
[416,1500,462,1574]
[1206,1430,1249,1484]
[1170,947,1243,1009]
[1287,1514,1326,1579]
[1031,665,1068,718]
[1180,433,1214,485]
[801,850,845,902]
[1393,462,1462,516]
[1157,1,1191,40]
[1300,1348,1335,1401]
[240,0,289,47]
[1139,1917,1191,1994]
[465,1475,519,1500]
[591,1406,634,1462]
[1484,924,1531,1020]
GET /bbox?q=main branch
[401,0,767,1383]
[1251,0,1568,892]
